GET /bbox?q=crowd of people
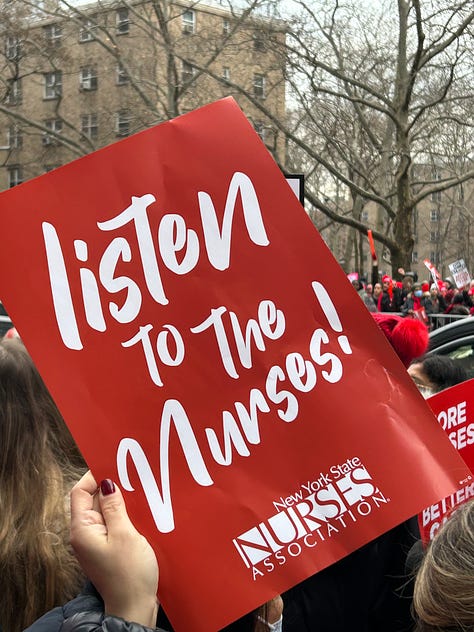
[352,271,474,321]
[0,281,472,630]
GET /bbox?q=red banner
[0,98,469,631]
[423,258,441,286]
[419,379,474,543]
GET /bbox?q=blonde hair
[413,499,474,631]
[0,338,87,631]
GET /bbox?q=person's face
[430,288,438,298]
[408,363,435,398]
[382,280,389,291]
[373,283,382,297]
[403,278,412,290]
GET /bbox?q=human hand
[266,595,283,624]
[255,595,283,631]
[70,471,159,627]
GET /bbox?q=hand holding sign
[70,471,159,627]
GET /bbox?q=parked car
[427,316,474,380]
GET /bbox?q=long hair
[413,500,474,631]
[0,338,87,631]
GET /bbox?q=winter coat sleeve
[61,611,163,632]
[25,584,168,632]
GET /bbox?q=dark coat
[282,518,419,632]
[25,583,166,632]
[26,582,258,632]
[378,289,402,312]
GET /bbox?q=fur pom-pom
[372,313,429,367]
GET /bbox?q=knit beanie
[371,313,429,367]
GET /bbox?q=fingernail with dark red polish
[100,479,116,496]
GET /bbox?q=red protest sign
[423,258,441,286]
[0,98,469,631]
[419,379,474,543]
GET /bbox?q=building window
[431,171,442,202]
[253,121,275,149]
[254,121,264,139]
[116,63,129,85]
[412,251,418,264]
[181,61,195,84]
[5,35,21,61]
[116,110,131,137]
[79,66,98,91]
[44,71,62,99]
[361,210,369,222]
[223,18,230,35]
[182,10,195,34]
[253,73,265,99]
[116,8,129,35]
[222,67,230,82]
[5,78,22,105]
[429,251,439,264]
[43,118,63,146]
[43,23,62,46]
[430,231,439,242]
[7,125,22,149]
[81,113,98,139]
[253,31,265,51]
[8,165,23,187]
[79,17,96,42]
[430,209,439,221]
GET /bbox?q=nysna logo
[232,459,389,579]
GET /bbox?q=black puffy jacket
[24,583,168,632]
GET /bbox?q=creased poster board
[419,379,474,542]
[0,98,469,631]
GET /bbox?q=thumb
[98,479,136,537]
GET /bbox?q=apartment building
[0,0,286,190]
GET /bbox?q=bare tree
[0,0,285,180]
[1,0,472,277]
[223,0,474,274]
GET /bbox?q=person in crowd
[408,355,468,399]
[428,283,446,314]
[26,471,283,632]
[412,499,474,631]
[351,278,364,296]
[372,282,382,309]
[400,275,415,307]
[445,292,470,316]
[0,337,88,632]
[362,283,378,312]
[377,275,402,312]
[282,313,429,632]
[443,277,456,305]
[401,282,433,319]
